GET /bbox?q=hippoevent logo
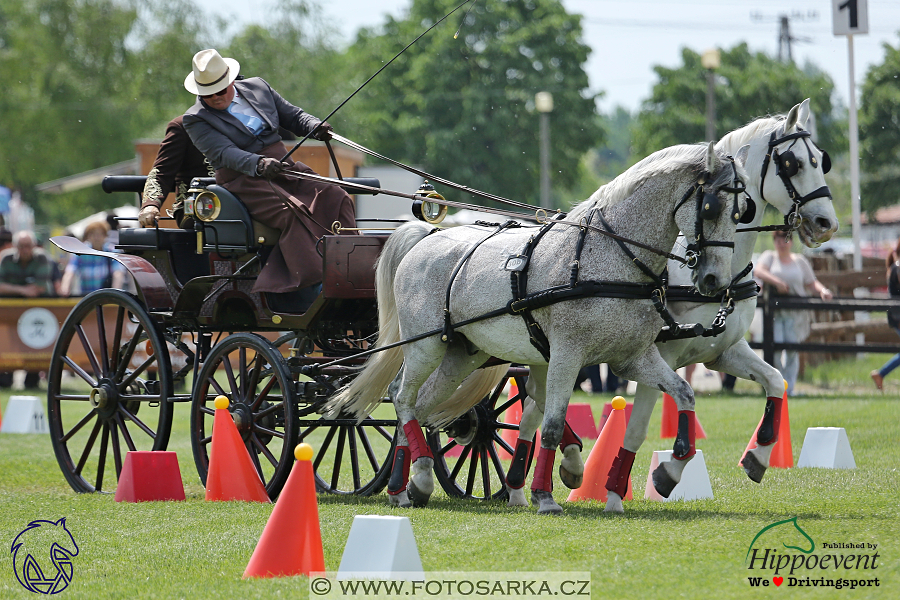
[745,517,880,590]
[10,518,79,594]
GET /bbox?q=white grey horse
[514,99,839,512]
[328,142,750,514]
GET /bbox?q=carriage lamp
[412,182,448,224]
[194,190,221,222]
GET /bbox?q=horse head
[719,99,838,248]
[673,141,751,296]
[11,518,79,593]
[745,516,816,563]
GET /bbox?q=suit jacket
[183,78,322,176]
[141,115,213,210]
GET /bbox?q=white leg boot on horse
[708,342,787,483]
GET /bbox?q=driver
[181,49,357,312]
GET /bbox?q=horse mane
[716,114,786,154]
[572,144,711,219]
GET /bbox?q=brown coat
[141,116,213,213]
[216,143,357,293]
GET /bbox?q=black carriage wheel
[191,332,297,499]
[297,397,396,496]
[47,289,174,493]
[428,375,534,500]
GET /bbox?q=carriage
[46,100,838,513]
[47,172,528,501]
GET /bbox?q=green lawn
[1,358,897,599]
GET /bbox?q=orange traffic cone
[739,382,793,468]
[567,396,632,503]
[244,444,325,578]
[206,396,270,502]
[660,394,707,439]
[499,381,523,459]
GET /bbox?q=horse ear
[735,144,751,167]
[797,98,811,128]
[56,517,67,527]
[784,101,802,133]
[705,141,720,174]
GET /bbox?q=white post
[848,34,862,271]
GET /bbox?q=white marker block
[645,450,713,501]
[1,396,49,434]
[797,427,856,469]
[337,515,424,580]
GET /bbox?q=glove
[139,205,159,227]
[312,121,334,141]
[257,157,286,180]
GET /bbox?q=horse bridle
[673,156,750,268]
[759,126,832,232]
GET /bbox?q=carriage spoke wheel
[428,375,534,500]
[48,289,173,493]
[297,404,396,496]
[191,333,297,500]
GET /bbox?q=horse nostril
[702,273,718,291]
[816,217,835,231]
[816,216,835,232]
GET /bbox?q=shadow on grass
[316,492,842,523]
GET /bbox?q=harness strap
[595,210,667,286]
[442,220,520,343]
[510,219,561,361]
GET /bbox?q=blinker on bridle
[759,126,832,234]
[673,156,750,268]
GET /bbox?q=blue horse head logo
[11,518,79,594]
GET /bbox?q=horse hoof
[741,451,766,484]
[507,486,527,507]
[604,492,624,514]
[559,465,583,489]
[531,490,563,515]
[388,491,412,508]
[652,464,678,499]
[407,480,431,507]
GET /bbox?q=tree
[0,0,216,225]
[341,0,601,209]
[859,34,900,214]
[632,43,843,161]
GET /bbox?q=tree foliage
[859,34,900,214]
[632,43,844,161]
[341,0,601,209]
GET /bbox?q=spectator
[0,231,56,297]
[871,238,900,391]
[60,220,126,296]
[755,230,832,396]
[0,231,56,388]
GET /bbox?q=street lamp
[701,48,720,142]
[535,91,553,209]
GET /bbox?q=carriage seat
[194,184,277,253]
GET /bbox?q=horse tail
[425,365,510,429]
[327,221,435,419]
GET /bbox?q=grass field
[0,354,898,599]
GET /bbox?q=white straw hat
[184,49,240,95]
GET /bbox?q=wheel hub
[90,380,120,419]
[444,403,495,448]
[231,403,252,441]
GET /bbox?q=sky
[193,0,899,114]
